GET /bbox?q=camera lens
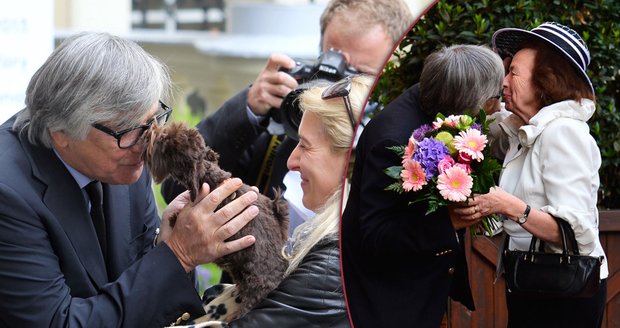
[279,89,305,141]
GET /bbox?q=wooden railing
[443,210,620,327]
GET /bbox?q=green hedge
[372,0,620,209]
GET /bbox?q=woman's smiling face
[287,112,347,211]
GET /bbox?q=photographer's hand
[247,53,298,116]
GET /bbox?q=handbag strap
[527,217,577,257]
[556,218,580,254]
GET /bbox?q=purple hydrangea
[411,124,433,141]
[413,137,449,180]
[471,123,482,131]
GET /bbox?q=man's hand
[159,189,193,244]
[165,178,259,272]
[247,53,298,116]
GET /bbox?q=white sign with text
[0,1,53,124]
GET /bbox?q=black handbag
[503,217,603,298]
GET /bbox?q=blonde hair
[283,74,374,276]
[298,74,375,151]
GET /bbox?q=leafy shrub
[373,0,620,208]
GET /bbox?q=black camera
[281,49,358,85]
[274,49,358,140]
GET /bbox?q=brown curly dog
[143,121,289,319]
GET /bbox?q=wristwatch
[516,204,531,224]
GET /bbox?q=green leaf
[384,166,403,180]
[386,145,406,157]
[384,182,404,194]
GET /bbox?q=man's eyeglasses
[92,101,172,149]
[321,75,356,132]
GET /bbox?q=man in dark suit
[0,32,258,327]
[341,45,506,327]
[161,0,414,235]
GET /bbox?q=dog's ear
[141,125,163,182]
[188,162,202,202]
[204,146,220,163]
[148,128,174,183]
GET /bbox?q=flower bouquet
[384,110,502,236]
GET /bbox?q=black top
[231,239,350,328]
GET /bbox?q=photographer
[161,0,414,235]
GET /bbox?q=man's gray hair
[14,32,171,148]
[320,0,414,47]
[420,44,505,116]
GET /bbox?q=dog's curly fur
[143,122,289,319]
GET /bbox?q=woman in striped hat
[457,22,607,327]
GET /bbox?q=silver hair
[420,44,504,116]
[13,32,171,148]
[319,0,413,48]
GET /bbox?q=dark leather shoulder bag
[503,217,603,298]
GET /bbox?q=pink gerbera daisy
[454,163,472,174]
[402,137,416,164]
[401,159,427,192]
[436,166,473,202]
[453,128,487,161]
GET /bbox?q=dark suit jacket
[161,88,296,203]
[0,115,204,327]
[341,84,474,328]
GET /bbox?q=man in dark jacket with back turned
[341,44,506,327]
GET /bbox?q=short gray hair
[14,32,171,148]
[320,0,413,47]
[420,44,504,116]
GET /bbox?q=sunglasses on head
[321,75,357,132]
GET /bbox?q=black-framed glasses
[92,100,172,149]
[321,75,356,132]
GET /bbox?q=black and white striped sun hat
[492,21,594,94]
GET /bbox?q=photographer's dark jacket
[161,88,296,203]
[230,239,350,328]
[341,84,474,328]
